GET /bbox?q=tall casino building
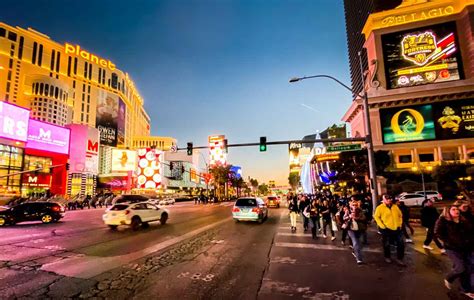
[342,0,474,174]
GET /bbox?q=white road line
[277,232,313,237]
[274,242,382,253]
[41,217,231,279]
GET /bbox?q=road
[0,202,468,300]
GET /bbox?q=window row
[32,82,68,101]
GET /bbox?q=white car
[414,191,443,201]
[397,193,426,207]
[102,202,169,230]
[159,198,175,205]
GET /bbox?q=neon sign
[65,43,116,71]
[0,102,29,142]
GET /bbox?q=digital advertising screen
[380,104,436,144]
[96,92,119,147]
[111,149,137,172]
[433,99,474,140]
[382,22,463,89]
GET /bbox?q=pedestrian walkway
[258,211,457,300]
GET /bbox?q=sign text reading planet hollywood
[64,43,116,71]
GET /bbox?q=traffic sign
[326,144,362,153]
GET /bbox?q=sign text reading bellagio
[64,43,116,71]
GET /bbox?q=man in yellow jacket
[374,194,405,266]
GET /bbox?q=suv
[232,197,268,223]
[102,202,169,230]
[112,194,150,205]
[0,202,65,226]
[414,191,443,201]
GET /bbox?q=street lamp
[289,52,379,211]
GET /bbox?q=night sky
[1,0,351,185]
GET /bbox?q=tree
[258,184,269,196]
[209,164,233,199]
[249,178,259,195]
[288,172,300,190]
[432,162,471,198]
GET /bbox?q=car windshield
[268,197,277,200]
[110,204,129,211]
[235,198,257,206]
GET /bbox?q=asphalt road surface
[0,202,469,300]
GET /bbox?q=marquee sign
[26,119,70,155]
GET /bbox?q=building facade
[132,136,177,151]
[342,0,474,173]
[0,23,151,148]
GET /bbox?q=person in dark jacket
[456,200,474,224]
[288,197,299,232]
[435,205,474,294]
[299,196,310,232]
[398,200,414,243]
[421,199,445,253]
[305,199,320,239]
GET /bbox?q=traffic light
[223,139,228,153]
[187,142,193,155]
[65,163,70,171]
[259,137,267,152]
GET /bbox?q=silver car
[232,197,268,223]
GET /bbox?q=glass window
[56,52,60,72]
[419,153,434,162]
[54,87,59,99]
[398,155,412,163]
[0,27,6,37]
[67,56,71,76]
[39,83,43,95]
[73,57,78,75]
[18,36,24,59]
[38,44,43,66]
[7,31,17,42]
[50,50,55,71]
[32,42,37,65]
[44,84,49,96]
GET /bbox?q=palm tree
[249,178,259,196]
[288,173,300,191]
[209,164,232,200]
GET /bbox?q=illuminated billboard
[136,148,162,189]
[382,22,463,89]
[0,102,29,142]
[27,119,70,155]
[433,99,474,140]
[380,99,474,144]
[208,135,226,166]
[380,104,436,144]
[96,91,119,146]
[111,149,137,172]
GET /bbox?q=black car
[112,194,150,205]
[0,202,65,226]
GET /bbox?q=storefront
[0,102,30,196]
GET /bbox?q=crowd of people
[286,191,473,297]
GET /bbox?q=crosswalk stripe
[274,242,382,253]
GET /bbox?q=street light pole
[289,53,379,211]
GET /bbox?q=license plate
[111,213,116,216]
[241,209,248,213]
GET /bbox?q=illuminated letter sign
[0,102,30,142]
[39,128,51,140]
[64,43,116,71]
[88,140,99,153]
[401,32,437,66]
[28,176,38,183]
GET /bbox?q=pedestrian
[435,204,473,296]
[420,199,445,253]
[398,200,414,243]
[299,196,310,232]
[374,194,406,266]
[321,200,336,241]
[455,200,474,224]
[346,200,367,265]
[336,205,350,246]
[306,199,320,239]
[288,196,299,232]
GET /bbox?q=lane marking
[277,232,313,237]
[274,242,382,253]
[41,217,230,279]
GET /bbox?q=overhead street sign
[326,144,362,153]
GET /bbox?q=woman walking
[306,199,320,239]
[435,205,473,296]
[288,196,299,232]
[345,200,367,265]
[321,200,336,241]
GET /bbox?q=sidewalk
[258,212,468,300]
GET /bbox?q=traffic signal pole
[178,137,367,151]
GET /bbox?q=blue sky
[1,0,351,185]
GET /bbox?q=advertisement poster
[136,148,162,189]
[0,101,29,142]
[433,99,474,140]
[27,119,70,155]
[85,127,99,174]
[96,91,118,147]
[117,98,126,146]
[380,104,436,144]
[382,22,462,89]
[111,149,137,172]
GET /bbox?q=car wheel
[160,213,168,225]
[131,217,142,231]
[258,214,264,224]
[0,216,7,226]
[108,225,118,230]
[142,222,149,228]
[432,197,438,202]
[41,214,53,224]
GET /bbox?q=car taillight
[252,207,260,213]
[438,193,442,199]
[232,207,240,213]
[52,206,60,212]
[124,210,131,215]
